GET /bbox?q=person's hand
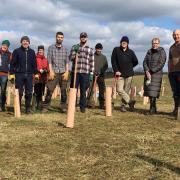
[39,69,44,74]
[89,74,94,81]
[115,71,121,79]
[146,71,151,79]
[94,71,100,77]
[62,71,69,81]
[34,74,39,80]
[49,70,55,80]
[9,74,15,84]
[74,44,80,53]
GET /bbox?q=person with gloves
[69,32,94,113]
[87,43,108,109]
[0,40,12,111]
[33,45,49,110]
[42,32,69,113]
[10,36,38,114]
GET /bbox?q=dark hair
[56,32,64,37]
[95,43,103,49]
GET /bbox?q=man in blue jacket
[10,36,38,114]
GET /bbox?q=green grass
[0,75,180,180]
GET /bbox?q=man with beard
[42,32,69,113]
[168,29,180,117]
[69,32,94,113]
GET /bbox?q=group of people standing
[0,29,179,117]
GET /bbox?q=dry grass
[0,75,180,180]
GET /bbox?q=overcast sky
[0,0,179,71]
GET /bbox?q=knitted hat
[95,43,103,49]
[38,45,44,51]
[80,32,88,38]
[20,36,30,43]
[2,40,10,47]
[120,36,129,44]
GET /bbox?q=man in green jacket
[87,43,108,109]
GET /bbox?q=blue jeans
[0,75,8,107]
[71,73,89,109]
[168,71,180,97]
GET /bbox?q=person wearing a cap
[0,40,11,111]
[168,29,180,117]
[42,32,69,113]
[69,32,94,113]
[111,36,138,112]
[87,43,108,109]
[33,45,49,110]
[10,36,38,114]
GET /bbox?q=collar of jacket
[36,53,45,59]
[0,48,10,55]
[21,46,29,51]
[120,46,129,52]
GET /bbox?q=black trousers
[15,73,33,108]
[87,75,105,107]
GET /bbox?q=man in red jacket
[34,45,49,109]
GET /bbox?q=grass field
[0,75,180,180]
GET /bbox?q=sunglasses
[80,36,87,38]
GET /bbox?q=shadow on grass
[136,154,180,175]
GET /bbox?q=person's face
[21,40,29,49]
[80,36,87,44]
[56,35,64,45]
[173,30,180,44]
[152,40,160,49]
[121,41,128,49]
[1,44,8,52]
[96,48,102,55]
[38,49,44,56]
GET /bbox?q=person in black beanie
[111,36,138,112]
[87,43,108,109]
[10,36,38,114]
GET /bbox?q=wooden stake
[6,86,11,106]
[106,87,112,116]
[143,96,149,105]
[14,88,21,118]
[161,86,165,96]
[66,88,77,128]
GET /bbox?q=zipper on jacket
[25,49,28,73]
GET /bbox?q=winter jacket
[94,53,108,76]
[10,46,37,74]
[36,53,49,83]
[111,47,138,77]
[143,47,166,98]
[0,48,11,75]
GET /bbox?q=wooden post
[161,86,165,96]
[130,86,136,100]
[14,89,21,118]
[105,87,112,116]
[140,86,144,97]
[6,86,11,106]
[66,88,77,128]
[143,96,149,105]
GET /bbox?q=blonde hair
[152,37,160,44]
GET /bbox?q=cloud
[0,0,176,71]
[60,0,180,22]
